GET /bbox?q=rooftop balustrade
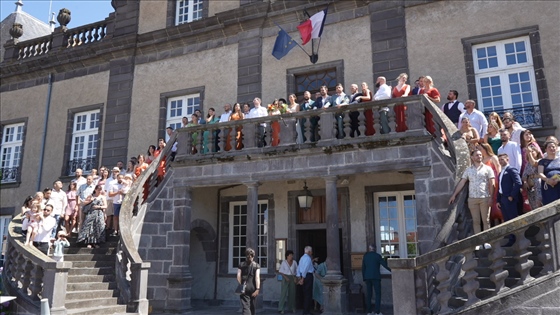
[2,18,114,62]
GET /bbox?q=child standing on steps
[52,231,70,262]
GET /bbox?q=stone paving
[151,305,394,315]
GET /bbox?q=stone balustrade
[174,96,463,161]
[389,200,560,315]
[116,132,177,315]
[2,215,72,315]
[3,18,114,62]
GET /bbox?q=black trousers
[303,273,314,314]
[240,292,256,315]
[33,242,50,255]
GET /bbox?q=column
[166,186,193,313]
[244,181,260,250]
[324,176,342,276]
[322,176,347,315]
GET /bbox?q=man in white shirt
[108,174,124,236]
[33,204,57,255]
[248,97,268,147]
[332,83,350,139]
[166,127,177,160]
[373,76,391,101]
[502,112,525,145]
[219,103,232,122]
[458,100,488,138]
[50,180,68,237]
[373,76,392,134]
[72,168,87,188]
[497,129,522,172]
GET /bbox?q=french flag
[297,7,328,45]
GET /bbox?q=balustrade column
[321,176,347,315]
[244,181,260,250]
[165,186,193,313]
[42,261,71,315]
[388,259,418,315]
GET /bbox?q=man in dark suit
[362,244,391,315]
[310,85,331,142]
[497,153,523,222]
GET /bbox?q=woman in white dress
[287,94,302,144]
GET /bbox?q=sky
[1,0,113,28]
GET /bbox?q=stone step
[66,289,118,301]
[66,304,127,315]
[68,266,114,276]
[69,259,114,268]
[67,274,115,284]
[65,297,119,310]
[65,246,117,255]
[64,253,116,262]
[67,281,117,291]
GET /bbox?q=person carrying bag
[236,248,261,315]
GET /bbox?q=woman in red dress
[420,76,440,135]
[392,73,411,132]
[269,99,282,146]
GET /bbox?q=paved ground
[151,305,394,315]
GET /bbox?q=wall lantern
[297,180,313,210]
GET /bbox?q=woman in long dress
[287,94,302,144]
[538,141,560,205]
[229,103,245,150]
[78,185,106,248]
[420,76,440,135]
[203,107,220,153]
[483,121,502,157]
[313,258,327,313]
[523,145,543,210]
[269,100,282,147]
[392,73,411,132]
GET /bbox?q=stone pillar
[42,261,71,315]
[322,176,348,315]
[389,259,418,315]
[165,186,193,313]
[244,181,260,250]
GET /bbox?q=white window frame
[175,0,204,25]
[228,200,268,274]
[69,110,100,175]
[1,122,24,183]
[374,190,417,274]
[166,93,200,131]
[473,36,538,112]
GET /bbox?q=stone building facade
[1,0,558,312]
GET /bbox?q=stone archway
[189,219,218,301]
[190,219,217,262]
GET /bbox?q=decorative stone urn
[57,8,71,30]
[9,23,23,42]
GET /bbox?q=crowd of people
[445,99,560,247]
[19,145,168,256]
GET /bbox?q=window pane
[476,48,486,58]
[488,57,498,68]
[505,43,514,54]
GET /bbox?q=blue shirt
[296,253,314,277]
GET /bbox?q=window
[229,201,268,274]
[287,60,344,101]
[1,122,24,183]
[67,110,100,175]
[176,0,203,25]
[473,36,539,125]
[166,93,200,130]
[374,191,417,263]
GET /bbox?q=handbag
[235,262,253,295]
